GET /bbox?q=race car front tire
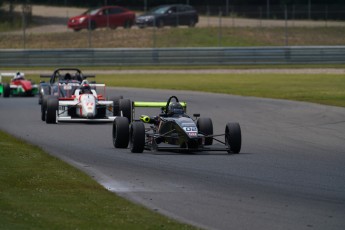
[46,97,58,124]
[3,83,10,98]
[197,117,213,145]
[225,122,242,154]
[112,117,129,148]
[130,122,145,153]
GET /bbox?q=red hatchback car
[68,6,135,31]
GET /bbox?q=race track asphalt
[1,88,345,230]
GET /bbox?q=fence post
[259,7,262,28]
[22,6,26,49]
[325,5,328,27]
[88,14,92,48]
[218,9,222,47]
[285,5,288,46]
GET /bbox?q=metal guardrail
[1,46,345,67]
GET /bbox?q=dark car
[38,68,94,105]
[67,6,135,31]
[135,4,198,28]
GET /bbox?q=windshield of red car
[82,8,99,16]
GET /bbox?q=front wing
[57,100,116,122]
[144,132,230,152]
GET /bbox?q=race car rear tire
[130,122,145,153]
[41,95,50,121]
[38,84,50,105]
[3,83,10,98]
[197,117,213,145]
[119,99,132,122]
[112,117,129,148]
[46,97,58,124]
[225,122,241,154]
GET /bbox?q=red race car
[67,5,136,31]
[0,72,38,97]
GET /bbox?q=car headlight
[139,16,154,22]
[147,16,155,22]
[79,17,86,23]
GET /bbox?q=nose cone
[80,94,97,118]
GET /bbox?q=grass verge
[26,72,345,107]
[1,27,345,48]
[0,130,196,229]
[96,73,345,107]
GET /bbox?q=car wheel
[197,117,213,145]
[88,20,96,30]
[225,122,242,154]
[156,19,164,28]
[112,117,129,148]
[41,95,50,121]
[38,93,43,105]
[3,83,11,98]
[130,122,145,153]
[73,28,81,32]
[38,85,49,105]
[188,19,196,27]
[119,99,132,122]
[111,96,123,116]
[46,97,58,124]
[123,20,133,29]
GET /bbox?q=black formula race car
[112,96,241,154]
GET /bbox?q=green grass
[1,27,345,48]
[95,73,345,107]
[2,64,345,71]
[27,72,345,107]
[0,130,197,229]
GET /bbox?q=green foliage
[0,131,197,229]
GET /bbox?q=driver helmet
[168,102,184,115]
[14,72,24,80]
[64,73,72,81]
[80,83,92,94]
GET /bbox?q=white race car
[41,80,131,123]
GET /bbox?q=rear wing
[133,101,187,108]
[131,101,187,122]
[40,72,95,83]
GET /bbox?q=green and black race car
[112,96,242,154]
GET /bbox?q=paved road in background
[2,4,344,35]
[1,88,345,230]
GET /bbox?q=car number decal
[183,127,197,132]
